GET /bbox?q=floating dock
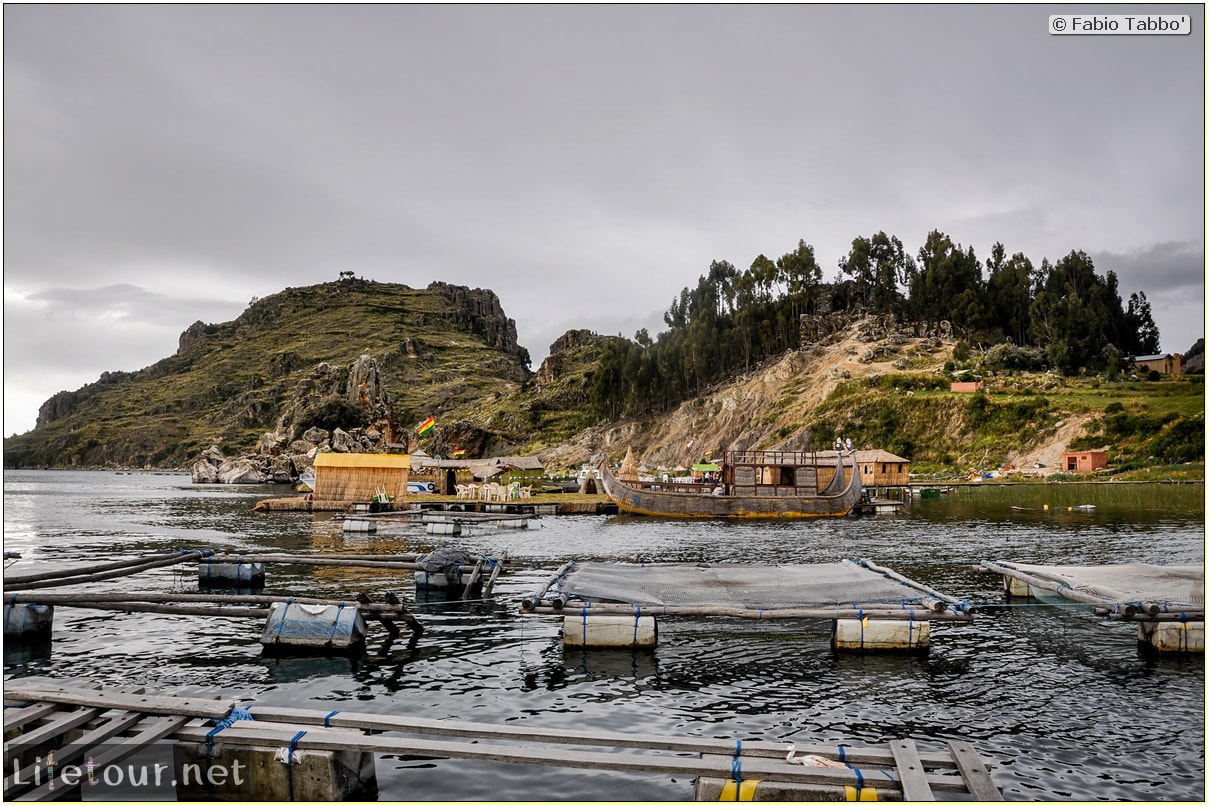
[3,679,1002,802]
[982,560,1204,653]
[2,549,506,648]
[254,496,618,515]
[522,560,972,652]
[852,497,907,515]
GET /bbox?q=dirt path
[1004,413,1096,475]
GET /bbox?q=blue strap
[329,602,346,640]
[838,745,847,762]
[213,705,254,731]
[323,710,340,727]
[4,595,18,633]
[287,730,306,801]
[853,766,865,791]
[633,607,641,645]
[731,739,743,799]
[275,598,294,637]
[205,724,223,761]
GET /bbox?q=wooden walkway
[4,679,1001,801]
[254,495,618,515]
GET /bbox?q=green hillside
[4,277,1203,481]
[3,278,536,468]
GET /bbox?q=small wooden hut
[311,452,410,510]
[854,450,911,488]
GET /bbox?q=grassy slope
[5,288,1202,480]
[3,281,531,468]
[800,372,1203,479]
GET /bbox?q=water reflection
[2,471,1203,801]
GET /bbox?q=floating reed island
[252,451,617,514]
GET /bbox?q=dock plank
[175,721,977,791]
[6,709,147,801]
[2,706,103,756]
[246,704,956,767]
[890,738,934,801]
[4,686,234,720]
[4,682,1002,800]
[1,701,61,732]
[948,740,1002,801]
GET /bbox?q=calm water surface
[3,471,1205,801]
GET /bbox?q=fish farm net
[549,560,959,612]
[992,561,1204,610]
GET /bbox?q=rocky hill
[4,278,535,469]
[4,279,1203,482]
[548,313,1203,480]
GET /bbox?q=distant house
[950,381,984,393]
[1062,450,1107,473]
[410,451,544,494]
[1132,353,1182,376]
[854,449,911,488]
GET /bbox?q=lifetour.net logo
[6,741,249,801]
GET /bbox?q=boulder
[191,459,219,484]
[267,456,295,483]
[331,428,357,453]
[301,427,330,445]
[217,458,267,484]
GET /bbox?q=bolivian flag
[417,416,435,435]
[453,449,466,458]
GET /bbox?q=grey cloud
[3,4,1203,434]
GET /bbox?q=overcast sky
[4,4,1205,437]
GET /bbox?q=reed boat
[596,449,863,518]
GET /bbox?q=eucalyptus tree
[984,242,1035,346]
[1125,291,1161,356]
[909,230,986,329]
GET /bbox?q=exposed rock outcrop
[178,320,209,355]
[37,390,81,427]
[428,281,521,355]
[536,330,606,386]
[193,354,402,484]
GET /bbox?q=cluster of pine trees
[589,230,1161,420]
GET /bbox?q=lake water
[3,471,1205,801]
